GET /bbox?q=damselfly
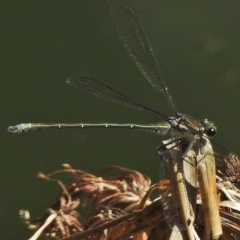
[8,5,216,148]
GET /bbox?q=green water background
[1,1,240,239]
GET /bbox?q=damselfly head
[199,118,217,137]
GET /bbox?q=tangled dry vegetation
[19,139,240,240]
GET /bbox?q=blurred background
[1,1,240,239]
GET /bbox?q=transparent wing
[67,76,168,120]
[110,4,178,114]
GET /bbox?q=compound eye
[206,127,216,137]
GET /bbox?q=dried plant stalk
[160,139,197,240]
[197,138,222,239]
